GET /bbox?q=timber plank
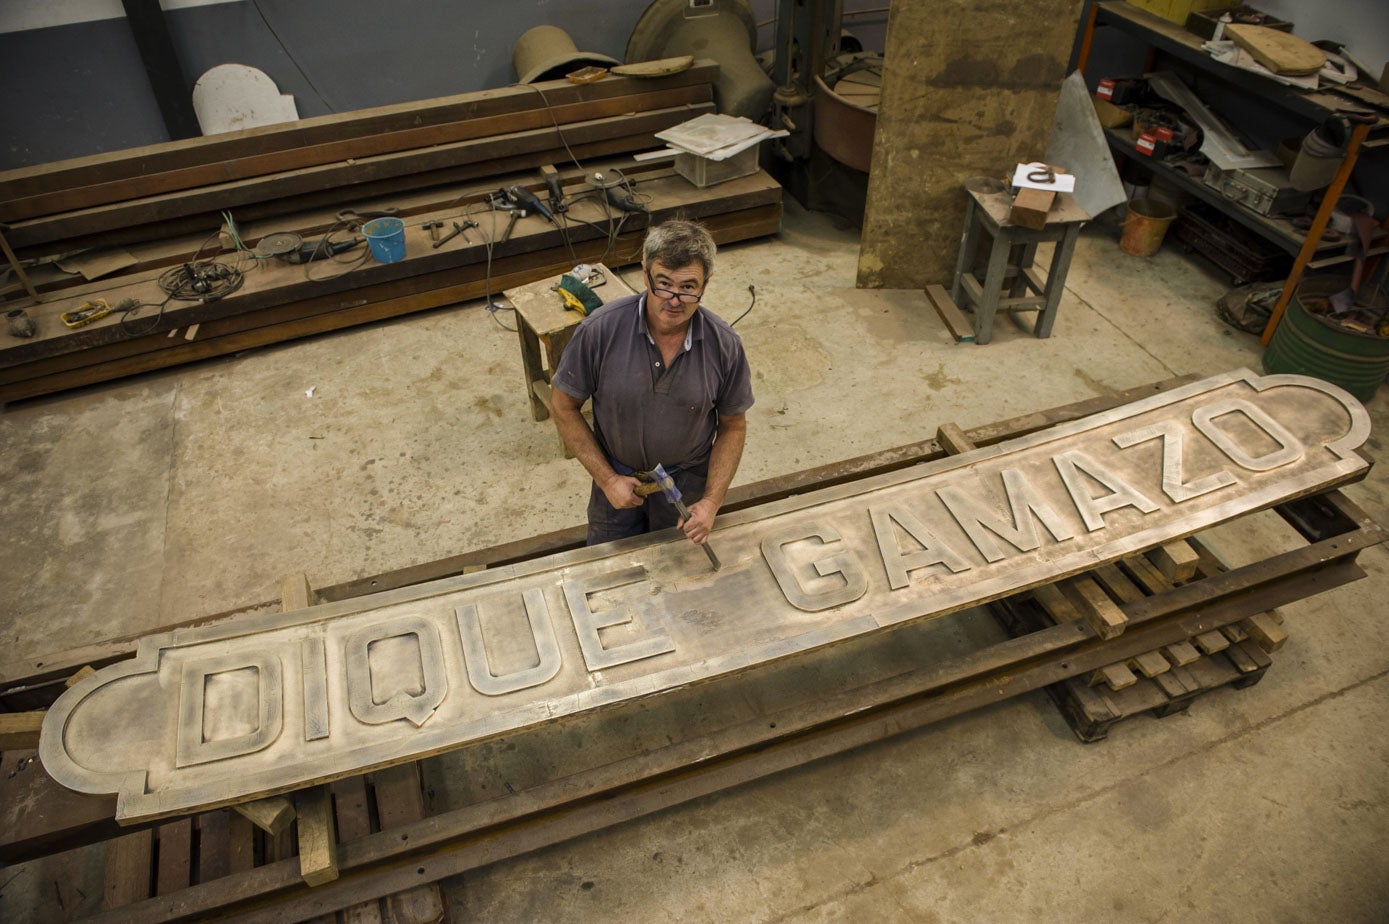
[1,85,712,221]
[1,168,775,369]
[0,64,719,202]
[102,829,154,910]
[0,202,781,402]
[6,129,685,256]
[0,710,45,749]
[296,787,340,887]
[6,104,714,248]
[155,818,194,895]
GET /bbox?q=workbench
[504,262,636,455]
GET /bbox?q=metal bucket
[1263,278,1389,401]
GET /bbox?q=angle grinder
[254,231,363,265]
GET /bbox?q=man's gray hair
[642,220,717,278]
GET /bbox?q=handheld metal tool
[422,220,444,244]
[432,219,478,249]
[504,185,555,223]
[634,463,721,570]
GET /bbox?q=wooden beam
[1062,575,1130,640]
[1149,540,1201,584]
[296,787,340,887]
[0,64,720,204]
[0,710,44,750]
[232,797,296,836]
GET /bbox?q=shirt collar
[638,293,696,352]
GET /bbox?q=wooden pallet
[990,549,1286,742]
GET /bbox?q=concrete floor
[2,199,1387,922]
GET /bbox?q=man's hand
[600,473,644,510]
[681,497,719,545]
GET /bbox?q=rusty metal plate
[41,371,1372,821]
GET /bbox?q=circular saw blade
[254,231,302,258]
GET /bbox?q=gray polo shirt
[553,293,754,473]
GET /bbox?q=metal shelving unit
[1077,1,1388,341]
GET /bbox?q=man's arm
[683,412,746,545]
[550,389,642,509]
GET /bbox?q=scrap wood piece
[1225,23,1327,76]
[65,665,97,687]
[369,764,446,924]
[1031,582,1083,625]
[1241,612,1289,652]
[155,817,193,895]
[1128,650,1171,678]
[1088,661,1139,690]
[0,710,45,750]
[935,421,977,456]
[925,283,975,343]
[1192,630,1230,655]
[295,786,340,886]
[1162,639,1202,666]
[1061,575,1129,640]
[232,796,295,836]
[1148,540,1200,584]
[102,828,154,910]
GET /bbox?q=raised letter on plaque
[870,505,971,590]
[1193,398,1304,471]
[1113,421,1236,503]
[176,653,284,768]
[564,566,675,671]
[762,524,869,611]
[1053,451,1160,532]
[300,637,330,741]
[345,617,447,728]
[456,588,563,696]
[937,468,1076,562]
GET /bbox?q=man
[551,220,753,547]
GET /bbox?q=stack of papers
[654,113,788,161]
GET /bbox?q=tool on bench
[504,185,555,223]
[553,264,605,315]
[254,231,363,264]
[422,220,444,244]
[540,164,568,214]
[432,219,478,249]
[61,298,113,329]
[604,183,649,214]
[335,208,399,232]
[633,463,721,571]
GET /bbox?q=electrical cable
[250,0,336,112]
[730,284,756,327]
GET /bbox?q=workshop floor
[2,199,1387,922]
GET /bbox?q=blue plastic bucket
[362,217,406,264]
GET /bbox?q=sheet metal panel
[40,370,1372,821]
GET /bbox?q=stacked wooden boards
[0,61,784,402]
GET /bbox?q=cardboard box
[1185,6,1293,40]
[674,146,759,189]
[1126,0,1227,26]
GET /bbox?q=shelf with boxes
[1079,0,1388,340]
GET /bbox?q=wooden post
[295,786,340,886]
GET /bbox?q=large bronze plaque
[41,372,1371,822]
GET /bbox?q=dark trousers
[586,468,708,546]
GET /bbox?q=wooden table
[503,263,636,455]
[950,177,1090,344]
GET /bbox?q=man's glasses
[645,267,704,304]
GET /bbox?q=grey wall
[0,1,890,171]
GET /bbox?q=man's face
[644,260,707,335]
